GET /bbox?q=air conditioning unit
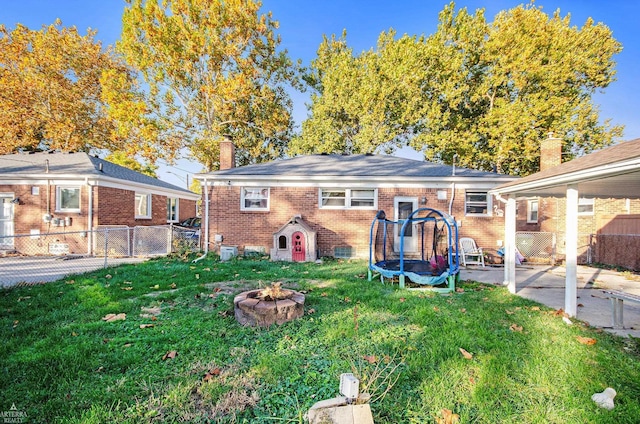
[220,245,238,261]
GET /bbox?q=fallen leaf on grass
[459,348,473,360]
[105,274,112,279]
[320,292,328,297]
[433,306,440,312]
[459,308,467,314]
[121,287,133,291]
[435,408,460,424]
[510,323,523,332]
[102,313,126,322]
[455,288,465,293]
[139,324,155,329]
[343,297,351,303]
[123,343,132,348]
[13,320,19,328]
[577,336,597,345]
[399,298,406,302]
[151,285,160,290]
[553,308,567,317]
[505,309,515,315]
[307,308,316,314]
[170,283,177,289]
[530,306,540,311]
[162,350,177,360]
[203,368,222,382]
[72,332,78,337]
[363,355,377,364]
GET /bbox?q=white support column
[565,185,578,317]
[504,195,517,293]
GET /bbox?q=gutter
[193,177,209,263]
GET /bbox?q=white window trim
[241,187,270,211]
[527,199,539,223]
[319,188,377,210]
[464,190,492,216]
[578,197,595,216]
[167,197,179,223]
[135,193,152,219]
[55,186,81,213]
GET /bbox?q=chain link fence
[0,225,200,287]
[516,231,556,264]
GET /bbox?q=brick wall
[207,185,506,259]
[3,183,196,255]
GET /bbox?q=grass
[2,254,640,423]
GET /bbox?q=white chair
[459,237,485,267]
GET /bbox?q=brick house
[0,151,199,255]
[195,141,517,260]
[515,135,640,264]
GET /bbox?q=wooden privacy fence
[591,214,640,271]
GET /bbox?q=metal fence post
[104,229,109,269]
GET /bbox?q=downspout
[86,178,93,255]
[448,154,457,216]
[193,178,209,263]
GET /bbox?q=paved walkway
[460,265,640,338]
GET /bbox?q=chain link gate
[516,231,556,264]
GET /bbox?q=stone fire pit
[234,282,305,327]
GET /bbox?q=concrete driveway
[460,264,640,338]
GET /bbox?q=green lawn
[2,255,639,423]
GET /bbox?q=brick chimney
[540,132,562,171]
[219,137,235,170]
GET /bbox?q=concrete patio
[460,264,640,338]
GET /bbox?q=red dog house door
[292,231,305,262]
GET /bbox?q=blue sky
[2,1,639,186]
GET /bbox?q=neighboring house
[515,136,640,264]
[195,141,517,260]
[0,151,200,255]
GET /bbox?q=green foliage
[2,258,640,422]
[118,0,301,171]
[297,2,623,176]
[0,20,143,156]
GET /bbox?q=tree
[297,2,622,176]
[290,30,431,156]
[118,0,299,171]
[0,20,143,155]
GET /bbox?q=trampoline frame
[368,207,460,292]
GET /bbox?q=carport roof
[491,138,640,198]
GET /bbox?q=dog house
[270,215,317,262]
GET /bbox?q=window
[278,235,287,250]
[320,189,376,209]
[167,198,178,222]
[527,199,539,223]
[241,188,269,211]
[465,191,491,216]
[135,193,152,218]
[56,186,80,212]
[334,246,354,258]
[578,197,595,215]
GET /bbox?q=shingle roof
[0,151,194,195]
[202,153,515,180]
[494,138,640,192]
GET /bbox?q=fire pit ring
[234,284,305,327]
